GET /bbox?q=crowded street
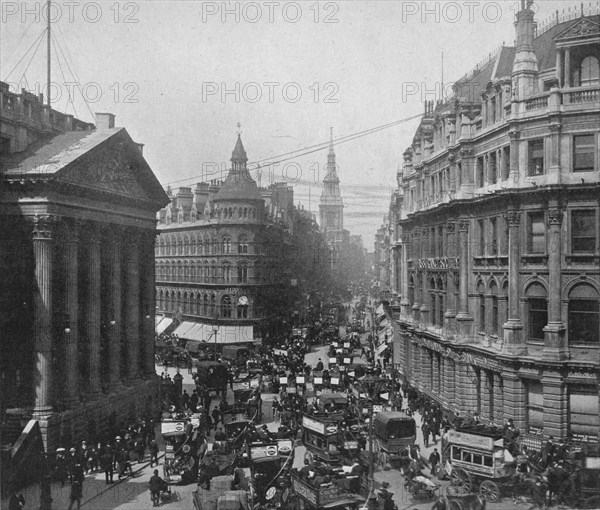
[3,298,581,510]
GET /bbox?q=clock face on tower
[238,296,249,306]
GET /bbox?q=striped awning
[156,317,173,335]
[173,322,254,344]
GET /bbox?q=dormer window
[580,56,599,87]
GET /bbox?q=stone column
[106,227,123,390]
[548,123,562,177]
[502,369,526,432]
[564,48,571,88]
[504,210,524,354]
[544,208,567,360]
[63,222,80,406]
[480,369,491,421]
[444,223,457,337]
[86,226,102,395]
[32,215,55,416]
[125,230,141,381]
[419,232,430,327]
[412,231,421,324]
[484,295,494,347]
[142,231,158,376]
[555,49,563,86]
[493,373,504,425]
[400,234,411,319]
[446,359,456,410]
[432,352,440,398]
[456,218,473,341]
[542,372,567,439]
[423,349,432,394]
[508,130,520,184]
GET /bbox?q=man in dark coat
[101,447,114,484]
[429,448,441,476]
[67,463,85,510]
[149,439,160,467]
[149,469,168,507]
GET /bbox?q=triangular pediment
[56,129,168,206]
[556,18,600,41]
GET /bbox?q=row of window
[156,261,253,283]
[407,275,599,344]
[157,291,250,319]
[526,209,598,254]
[157,234,251,256]
[525,134,596,177]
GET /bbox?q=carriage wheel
[448,500,463,510]
[450,467,472,492]
[479,480,500,502]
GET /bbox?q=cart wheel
[450,467,472,492]
[479,480,500,502]
[448,500,463,510]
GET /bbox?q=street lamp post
[356,368,387,498]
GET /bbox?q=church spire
[326,126,338,180]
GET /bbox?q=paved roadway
[7,346,549,510]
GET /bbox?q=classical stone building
[0,82,169,449]
[155,136,331,345]
[385,3,599,442]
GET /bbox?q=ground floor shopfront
[393,324,599,445]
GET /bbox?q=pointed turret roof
[324,127,339,182]
[231,134,248,163]
[214,135,263,202]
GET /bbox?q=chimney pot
[95,112,115,129]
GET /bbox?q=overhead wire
[16,28,47,92]
[4,27,46,82]
[2,17,36,67]
[55,24,95,122]
[51,32,78,119]
[161,112,423,187]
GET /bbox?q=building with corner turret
[380,1,599,444]
[155,135,332,346]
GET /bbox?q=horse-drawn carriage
[446,425,544,506]
[289,473,366,510]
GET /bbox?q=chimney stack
[95,112,115,129]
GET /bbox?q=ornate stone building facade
[387,4,599,441]
[0,84,169,448]
[156,136,331,343]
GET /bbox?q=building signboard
[293,478,317,505]
[161,421,186,435]
[250,443,278,460]
[302,416,328,435]
[448,430,494,451]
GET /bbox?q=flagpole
[47,0,51,107]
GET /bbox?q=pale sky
[1,0,574,244]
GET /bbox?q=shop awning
[174,322,254,345]
[156,317,173,335]
[376,342,389,355]
[375,304,385,318]
[379,318,390,329]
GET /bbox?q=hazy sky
[1,0,575,244]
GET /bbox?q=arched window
[408,276,415,306]
[477,280,486,332]
[203,294,208,315]
[437,277,445,328]
[526,283,547,341]
[184,235,190,255]
[183,292,189,314]
[490,282,499,336]
[580,56,600,87]
[429,278,437,327]
[177,261,183,281]
[238,263,248,283]
[198,237,203,256]
[210,294,216,316]
[237,303,248,318]
[204,236,210,255]
[211,260,216,280]
[184,260,189,280]
[238,234,249,254]
[203,261,209,282]
[222,295,233,318]
[222,236,231,254]
[568,284,599,344]
[222,262,231,282]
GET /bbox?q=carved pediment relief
[556,18,600,41]
[57,142,147,198]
